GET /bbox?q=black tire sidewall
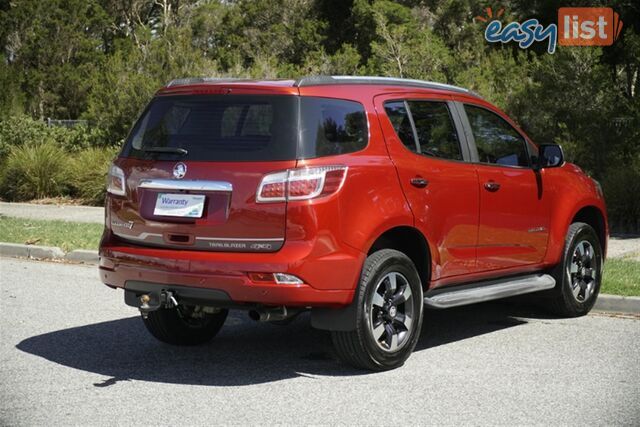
[356,250,424,369]
[559,223,603,315]
[143,306,228,345]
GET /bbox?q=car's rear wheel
[549,222,603,317]
[142,305,228,345]
[331,249,424,371]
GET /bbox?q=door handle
[410,177,429,188]
[484,181,501,192]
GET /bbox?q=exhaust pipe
[248,306,296,322]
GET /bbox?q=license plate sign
[154,193,205,218]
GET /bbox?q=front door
[460,103,550,270]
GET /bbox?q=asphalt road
[1,258,638,426]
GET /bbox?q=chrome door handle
[484,181,501,192]
[410,177,429,188]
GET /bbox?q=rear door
[374,93,479,281]
[110,93,298,252]
[458,102,550,270]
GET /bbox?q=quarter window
[464,105,530,167]
[298,98,368,158]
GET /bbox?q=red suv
[99,76,608,371]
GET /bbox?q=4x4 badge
[173,162,187,179]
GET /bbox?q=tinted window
[299,98,367,158]
[465,105,529,167]
[384,101,418,153]
[125,95,298,161]
[407,101,462,161]
[123,95,368,161]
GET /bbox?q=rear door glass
[407,101,462,161]
[383,100,462,161]
[384,101,418,153]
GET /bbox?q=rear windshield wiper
[140,146,188,155]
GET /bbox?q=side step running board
[424,274,556,309]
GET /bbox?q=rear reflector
[248,272,304,285]
[256,166,347,203]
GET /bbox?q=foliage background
[0,0,638,230]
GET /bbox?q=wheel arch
[571,205,607,257]
[311,225,432,332]
[547,201,608,265]
[367,225,432,291]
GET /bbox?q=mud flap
[310,299,358,331]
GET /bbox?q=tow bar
[138,290,179,319]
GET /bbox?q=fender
[544,164,609,265]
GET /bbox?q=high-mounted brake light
[107,164,126,196]
[256,166,348,203]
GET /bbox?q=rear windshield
[122,95,367,161]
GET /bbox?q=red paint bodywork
[99,80,608,306]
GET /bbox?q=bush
[0,142,70,201]
[0,115,110,163]
[0,115,50,160]
[602,161,640,233]
[68,146,118,205]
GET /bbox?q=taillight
[256,166,347,203]
[106,164,126,196]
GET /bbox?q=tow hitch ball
[139,291,179,319]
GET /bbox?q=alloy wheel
[367,272,415,352]
[567,240,598,303]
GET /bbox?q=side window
[407,101,462,161]
[384,101,418,153]
[464,105,530,167]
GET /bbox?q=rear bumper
[99,237,364,307]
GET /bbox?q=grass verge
[602,258,640,297]
[0,215,102,252]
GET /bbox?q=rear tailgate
[110,159,294,252]
[108,92,299,252]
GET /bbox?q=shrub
[602,161,640,233]
[0,115,50,160]
[68,146,118,205]
[0,142,70,201]
[0,115,110,163]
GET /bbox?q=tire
[331,249,424,371]
[549,222,603,317]
[142,305,228,345]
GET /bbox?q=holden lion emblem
[173,162,187,179]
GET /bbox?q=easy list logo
[476,7,623,54]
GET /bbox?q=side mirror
[537,144,564,169]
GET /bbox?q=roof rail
[166,77,250,87]
[295,75,478,96]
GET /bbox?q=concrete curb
[65,249,100,264]
[593,294,640,315]
[0,242,98,265]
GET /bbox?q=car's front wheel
[142,305,228,345]
[549,222,603,317]
[331,249,424,371]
